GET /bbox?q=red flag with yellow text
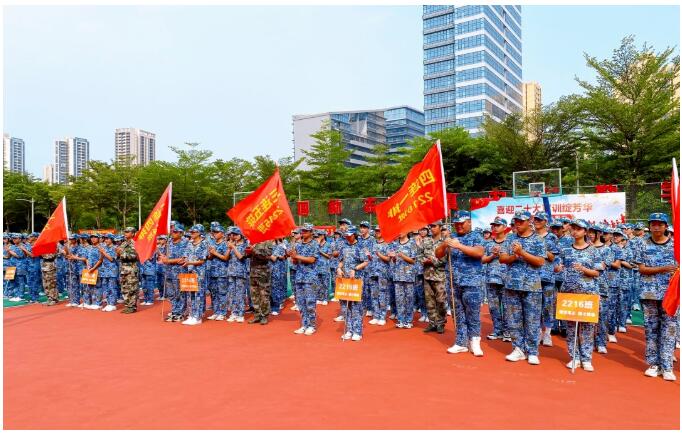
[227,168,296,244]
[134,183,172,264]
[32,197,70,256]
[663,158,680,316]
[376,142,448,242]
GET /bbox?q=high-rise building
[3,133,25,173]
[53,137,90,184]
[423,5,523,136]
[43,164,54,185]
[115,128,156,166]
[522,81,542,116]
[384,106,426,155]
[293,110,387,169]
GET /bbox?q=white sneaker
[351,334,362,341]
[342,331,352,340]
[226,315,236,323]
[404,323,413,329]
[582,361,594,372]
[418,315,428,322]
[184,317,201,326]
[389,314,396,320]
[89,304,100,310]
[470,337,484,357]
[333,315,344,322]
[368,318,378,325]
[65,302,73,307]
[304,327,315,336]
[446,309,452,317]
[618,326,627,333]
[377,319,386,326]
[235,316,244,323]
[215,315,225,321]
[321,301,328,305]
[207,314,218,320]
[78,303,85,308]
[104,305,117,312]
[626,318,632,325]
[181,318,193,325]
[597,346,608,354]
[528,355,540,365]
[331,298,338,302]
[117,299,124,304]
[608,334,618,343]
[542,332,553,347]
[505,347,526,362]
[288,294,295,300]
[447,344,469,354]
[271,311,279,316]
[396,322,404,329]
[294,327,306,334]
[365,311,373,317]
[290,305,299,311]
[662,370,677,381]
[566,359,581,369]
[677,342,680,349]
[644,365,661,377]
[316,300,322,305]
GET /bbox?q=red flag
[134,183,172,264]
[663,158,680,316]
[32,197,69,256]
[227,168,296,244]
[376,142,447,242]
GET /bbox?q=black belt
[121,260,137,264]
[42,258,55,262]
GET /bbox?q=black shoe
[248,316,261,324]
[172,315,183,322]
[121,308,136,314]
[245,307,255,313]
[423,324,437,333]
[164,315,174,322]
[436,325,445,334]
[260,316,268,325]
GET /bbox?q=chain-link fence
[289,183,671,226]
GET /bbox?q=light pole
[16,198,35,233]
[122,184,141,229]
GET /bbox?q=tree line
[4,36,679,231]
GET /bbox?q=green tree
[298,121,353,198]
[350,144,403,197]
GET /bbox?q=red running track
[3,299,680,429]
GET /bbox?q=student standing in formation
[290,224,320,336]
[532,212,560,347]
[482,217,510,342]
[161,224,189,323]
[207,226,229,321]
[589,224,614,354]
[420,221,448,334]
[499,210,547,365]
[368,226,390,326]
[337,226,370,340]
[558,219,602,372]
[315,230,332,306]
[390,231,418,329]
[636,213,678,381]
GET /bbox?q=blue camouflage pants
[66,269,81,304]
[228,276,248,317]
[344,300,363,335]
[141,274,156,303]
[329,267,336,298]
[100,277,117,306]
[596,296,610,348]
[28,271,42,300]
[317,271,330,302]
[10,274,27,299]
[414,275,427,316]
[606,286,619,334]
[503,289,542,356]
[369,276,388,321]
[487,283,507,337]
[166,278,185,316]
[295,281,317,329]
[271,270,286,313]
[540,281,556,330]
[57,267,67,294]
[362,275,372,312]
[454,285,483,346]
[642,299,679,371]
[616,285,630,329]
[210,276,228,316]
[388,279,396,316]
[83,281,101,306]
[187,274,206,319]
[566,321,596,362]
[394,281,415,325]
[156,271,165,297]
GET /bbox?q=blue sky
[4,5,680,177]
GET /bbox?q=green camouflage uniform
[41,253,59,304]
[119,239,140,311]
[418,235,447,327]
[249,240,274,319]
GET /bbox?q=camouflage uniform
[166,237,189,319]
[357,232,376,312]
[270,241,288,314]
[98,243,119,306]
[294,238,319,329]
[484,238,509,338]
[40,253,59,304]
[419,235,447,328]
[538,232,560,330]
[449,230,485,346]
[227,240,249,318]
[338,238,366,334]
[594,244,614,348]
[391,239,418,326]
[636,234,678,373]
[118,238,140,312]
[249,240,274,320]
[503,232,547,357]
[208,238,229,317]
[560,243,601,363]
[26,242,43,302]
[368,239,391,321]
[316,237,332,302]
[185,237,208,319]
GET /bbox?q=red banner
[297,201,310,217]
[32,197,69,256]
[227,168,296,244]
[134,183,172,264]
[663,159,680,316]
[328,199,342,215]
[376,142,447,242]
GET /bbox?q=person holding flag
[636,213,678,381]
